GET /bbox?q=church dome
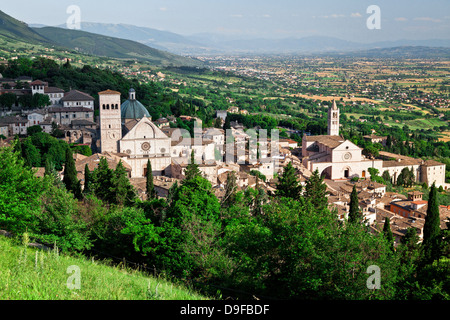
[121,89,150,120]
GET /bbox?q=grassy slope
[0,236,207,300]
[33,27,203,68]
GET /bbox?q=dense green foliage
[1,56,449,300]
[1,143,448,300]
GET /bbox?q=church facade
[98,89,213,178]
[302,100,384,180]
[302,101,447,188]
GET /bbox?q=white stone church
[98,89,215,178]
[302,100,384,180]
[302,101,447,188]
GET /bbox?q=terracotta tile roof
[30,80,47,86]
[422,160,445,167]
[304,135,345,149]
[61,90,94,102]
[44,87,65,94]
[99,89,121,95]
[382,158,422,168]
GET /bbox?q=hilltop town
[0,72,448,249]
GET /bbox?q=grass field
[440,131,450,142]
[0,235,207,300]
[384,118,445,130]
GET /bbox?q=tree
[22,138,41,167]
[221,171,237,208]
[50,122,64,138]
[27,125,43,136]
[383,217,394,250]
[304,169,328,211]
[0,93,16,109]
[382,171,391,184]
[35,178,92,252]
[0,145,45,234]
[275,162,302,200]
[146,159,157,200]
[368,167,379,179]
[62,148,81,199]
[348,185,362,224]
[214,117,223,128]
[184,150,202,181]
[83,164,92,195]
[422,183,442,264]
[92,157,114,204]
[397,167,415,188]
[44,157,64,189]
[159,175,223,278]
[223,116,231,131]
[110,160,137,206]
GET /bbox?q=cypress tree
[223,116,231,131]
[92,157,114,203]
[383,217,394,250]
[422,183,442,263]
[62,148,81,199]
[275,162,302,200]
[304,169,328,211]
[348,185,362,224]
[83,164,92,195]
[110,160,136,206]
[221,171,237,208]
[44,157,53,177]
[146,159,157,199]
[184,150,202,181]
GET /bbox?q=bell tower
[99,89,122,153]
[328,100,340,136]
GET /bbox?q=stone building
[98,88,216,179]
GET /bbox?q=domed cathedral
[121,88,151,124]
[99,89,172,178]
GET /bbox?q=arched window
[107,104,110,110]
[102,104,106,110]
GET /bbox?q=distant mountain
[186,33,450,54]
[0,10,51,44]
[328,46,450,59]
[20,16,450,57]
[213,36,367,54]
[32,26,204,67]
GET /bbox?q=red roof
[30,80,47,86]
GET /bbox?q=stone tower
[99,89,122,153]
[328,100,340,136]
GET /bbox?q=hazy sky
[2,0,450,42]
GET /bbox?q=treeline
[1,144,449,300]
[0,57,183,121]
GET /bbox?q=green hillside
[0,10,203,68]
[33,26,204,67]
[0,235,207,300]
[0,10,51,44]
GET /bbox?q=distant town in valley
[0,3,449,303]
